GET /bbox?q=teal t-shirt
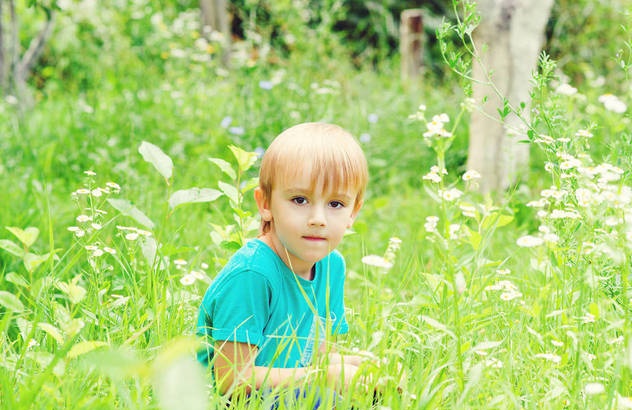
[196,239,349,368]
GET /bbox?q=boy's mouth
[303,236,327,241]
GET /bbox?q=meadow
[1,1,632,409]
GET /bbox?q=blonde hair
[258,122,368,234]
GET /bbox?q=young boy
[196,122,369,404]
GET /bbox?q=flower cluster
[361,237,403,271]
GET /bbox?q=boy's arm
[214,341,360,395]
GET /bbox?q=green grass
[2,1,632,409]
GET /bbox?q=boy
[196,122,369,404]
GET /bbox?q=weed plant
[1,1,632,409]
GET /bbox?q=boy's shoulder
[223,238,280,276]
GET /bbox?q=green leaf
[168,188,222,210]
[67,341,109,360]
[481,213,514,230]
[208,157,236,180]
[38,322,64,344]
[6,226,39,247]
[241,177,260,193]
[229,145,258,172]
[218,181,239,205]
[139,141,174,181]
[57,278,87,304]
[0,239,24,257]
[23,252,55,273]
[107,198,155,229]
[6,272,29,288]
[0,290,24,313]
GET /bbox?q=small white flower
[555,83,577,96]
[92,249,104,257]
[599,93,627,113]
[180,274,196,286]
[459,204,477,218]
[462,170,481,181]
[74,188,91,195]
[201,262,209,270]
[534,353,562,363]
[551,340,564,347]
[424,216,439,233]
[91,188,103,197]
[361,255,393,270]
[583,382,605,395]
[76,215,92,223]
[103,247,117,255]
[105,182,121,191]
[91,223,103,230]
[84,170,97,176]
[575,129,593,138]
[516,235,544,248]
[220,116,232,128]
[174,259,188,267]
[367,113,379,123]
[125,232,139,241]
[439,188,463,202]
[500,291,522,301]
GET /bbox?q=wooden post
[400,9,424,80]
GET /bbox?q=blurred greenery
[1,0,632,408]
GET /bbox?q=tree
[467,0,554,194]
[0,0,55,108]
[199,0,230,66]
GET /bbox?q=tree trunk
[467,0,554,194]
[199,0,230,66]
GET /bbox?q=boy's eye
[292,197,307,205]
[329,201,345,209]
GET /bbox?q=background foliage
[1,0,632,409]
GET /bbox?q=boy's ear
[254,187,272,222]
[347,200,363,228]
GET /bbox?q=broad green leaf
[67,341,109,360]
[466,227,481,250]
[107,198,155,229]
[208,157,236,180]
[168,188,222,210]
[38,322,64,344]
[0,239,24,257]
[218,181,239,205]
[57,279,87,304]
[6,226,39,247]
[229,145,257,172]
[153,355,208,410]
[0,290,24,313]
[241,177,260,193]
[139,141,173,181]
[6,272,29,288]
[481,213,514,230]
[23,251,55,273]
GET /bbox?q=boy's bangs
[276,146,362,195]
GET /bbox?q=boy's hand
[325,362,360,390]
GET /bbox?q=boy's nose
[308,206,326,227]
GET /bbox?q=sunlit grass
[1,1,632,409]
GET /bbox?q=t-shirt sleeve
[198,270,271,348]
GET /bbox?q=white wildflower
[555,83,577,96]
[583,382,605,395]
[424,216,439,233]
[439,188,463,202]
[516,235,544,248]
[180,274,196,286]
[599,93,627,113]
[76,215,92,223]
[575,129,593,138]
[534,353,562,363]
[84,170,97,176]
[361,255,393,270]
[125,232,139,241]
[462,170,481,181]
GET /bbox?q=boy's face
[255,171,361,279]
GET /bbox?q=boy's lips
[302,235,327,241]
